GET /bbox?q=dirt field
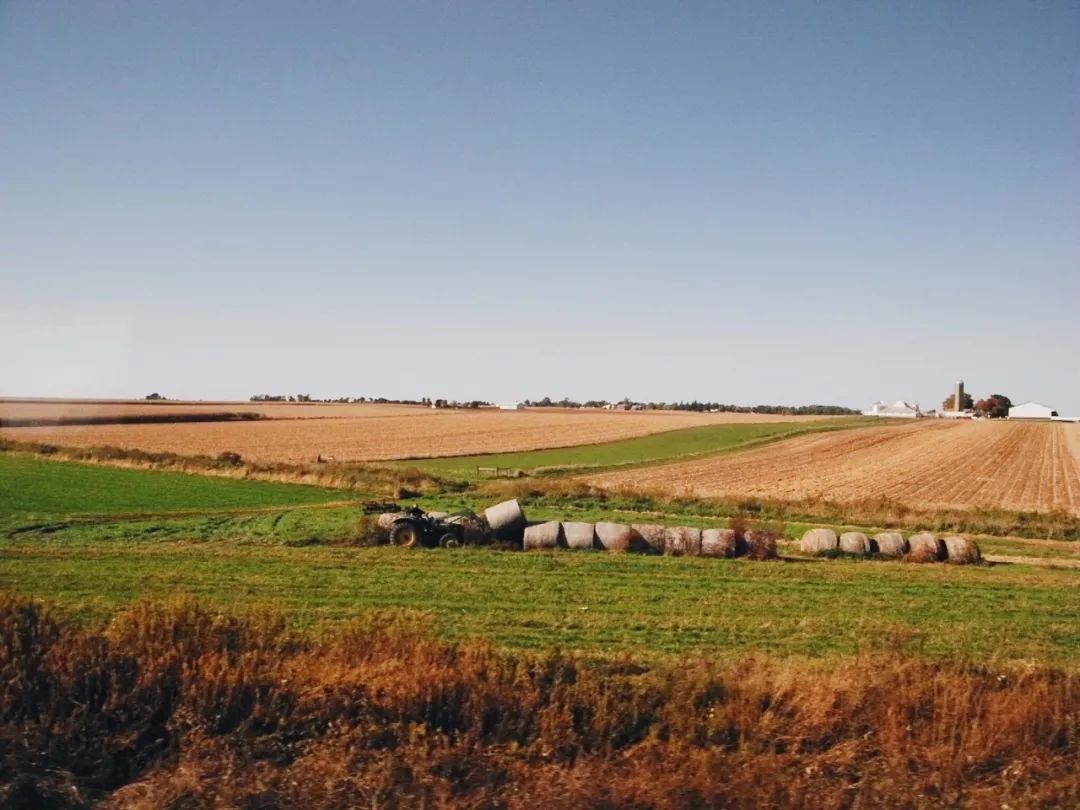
[0,405,830,463]
[587,420,1080,515]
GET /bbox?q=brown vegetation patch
[2,595,1077,809]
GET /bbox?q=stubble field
[0,402,830,463]
[588,419,1080,516]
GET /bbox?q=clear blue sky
[2,1,1077,412]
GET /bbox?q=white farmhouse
[1008,402,1058,420]
[863,400,920,418]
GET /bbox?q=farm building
[863,400,920,418]
[497,401,525,411]
[1008,402,1057,420]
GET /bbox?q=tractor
[387,507,480,549]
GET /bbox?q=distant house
[497,401,524,411]
[863,400,920,418]
[1008,402,1058,420]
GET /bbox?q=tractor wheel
[389,522,419,548]
[439,532,461,549]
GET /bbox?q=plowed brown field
[588,420,1080,515]
[0,406,829,463]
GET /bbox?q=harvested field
[0,407,833,463]
[589,420,1080,516]
[0,398,422,422]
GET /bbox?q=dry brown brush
[1,594,1078,809]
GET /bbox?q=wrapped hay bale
[942,536,981,564]
[800,528,838,554]
[562,521,597,550]
[663,526,702,556]
[427,511,449,521]
[595,522,633,552]
[377,513,403,530]
[839,532,869,555]
[701,528,738,558]
[744,530,779,560]
[871,532,908,557]
[629,524,666,554]
[523,521,562,551]
[484,499,526,543]
[907,533,945,563]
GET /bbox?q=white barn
[1008,402,1057,420]
[863,400,920,418]
[497,401,525,411]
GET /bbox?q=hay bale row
[799,528,980,564]
[485,499,526,543]
[523,520,562,551]
[596,522,633,552]
[800,528,837,554]
[701,528,738,558]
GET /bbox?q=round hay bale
[523,520,562,551]
[701,528,738,558]
[595,522,633,552]
[629,524,666,554]
[907,533,945,563]
[562,521,597,550]
[744,530,779,560]
[377,513,403,530]
[663,526,702,556]
[838,531,869,555]
[800,528,838,554]
[484,499,526,543]
[942,536,981,564]
[871,532,908,557]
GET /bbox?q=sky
[1,1,1077,412]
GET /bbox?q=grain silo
[953,380,965,411]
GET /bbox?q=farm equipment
[387,507,481,549]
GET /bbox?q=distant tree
[975,394,1013,419]
[942,392,975,411]
[144,392,164,400]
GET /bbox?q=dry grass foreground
[589,419,1080,516]
[0,407,830,463]
[2,595,1078,809]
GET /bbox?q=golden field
[588,419,1080,515]
[0,401,828,463]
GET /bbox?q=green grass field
[2,453,1079,665]
[0,454,347,518]
[405,418,870,479]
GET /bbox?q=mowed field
[0,404,833,463]
[588,419,1080,515]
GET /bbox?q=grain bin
[663,526,702,556]
[839,532,869,555]
[907,533,945,562]
[484,499,526,543]
[800,528,838,554]
[942,536,981,564]
[629,524,666,554]
[562,521,597,550]
[523,521,562,551]
[701,528,738,558]
[596,522,633,552]
[871,532,908,557]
